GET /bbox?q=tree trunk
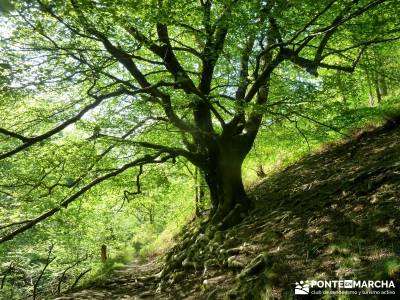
[202,139,254,229]
[101,245,107,262]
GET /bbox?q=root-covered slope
[56,123,400,299]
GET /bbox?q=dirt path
[55,259,162,300]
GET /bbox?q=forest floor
[55,121,400,299]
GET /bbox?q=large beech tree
[1,0,399,242]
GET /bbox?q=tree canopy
[1,0,400,241]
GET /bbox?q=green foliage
[243,44,400,182]
[0,0,399,298]
[370,257,400,281]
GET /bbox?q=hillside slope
[56,123,400,299]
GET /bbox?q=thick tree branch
[281,47,365,76]
[37,0,101,41]
[156,23,201,95]
[244,55,282,103]
[321,36,400,59]
[54,117,163,194]
[64,0,196,134]
[287,0,338,45]
[0,219,33,231]
[125,25,201,96]
[0,152,172,244]
[235,36,255,101]
[0,88,127,161]
[312,0,387,37]
[101,136,201,164]
[87,30,196,134]
[0,128,31,142]
[286,0,388,68]
[223,35,255,135]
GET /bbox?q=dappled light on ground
[56,123,400,299]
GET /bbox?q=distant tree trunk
[101,245,107,262]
